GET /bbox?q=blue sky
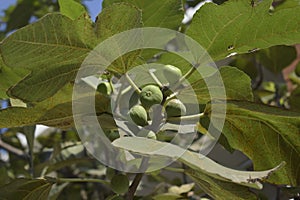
[83,0,103,21]
[0,0,103,22]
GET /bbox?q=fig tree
[163,65,182,85]
[110,174,129,194]
[165,99,186,117]
[128,105,148,126]
[97,81,112,95]
[140,85,163,109]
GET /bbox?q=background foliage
[0,0,300,199]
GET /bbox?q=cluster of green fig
[128,65,187,138]
[96,65,187,140]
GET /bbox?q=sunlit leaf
[0,84,111,129]
[102,0,184,29]
[58,0,87,20]
[95,3,143,74]
[113,137,283,189]
[168,183,195,194]
[180,66,254,104]
[0,14,96,102]
[187,0,300,60]
[205,101,300,185]
[0,57,29,99]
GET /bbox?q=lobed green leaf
[58,0,87,20]
[0,178,53,200]
[180,66,254,104]
[102,0,184,29]
[112,137,283,189]
[187,0,300,60]
[205,101,300,185]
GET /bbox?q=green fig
[140,85,163,109]
[163,65,182,85]
[165,99,186,118]
[295,63,300,77]
[128,105,148,126]
[146,131,157,140]
[104,130,120,142]
[110,174,129,194]
[97,81,112,95]
[137,129,157,140]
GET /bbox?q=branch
[167,112,205,123]
[127,173,143,200]
[126,158,149,199]
[148,69,163,87]
[0,139,27,158]
[125,73,141,94]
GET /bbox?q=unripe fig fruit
[165,99,186,117]
[140,85,163,109]
[163,65,182,85]
[97,81,112,95]
[128,105,148,126]
[104,130,120,142]
[110,174,129,194]
[295,63,300,77]
[137,129,157,140]
[146,131,157,140]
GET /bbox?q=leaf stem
[164,167,185,173]
[172,64,199,90]
[126,157,149,199]
[127,173,143,200]
[125,73,141,94]
[0,138,27,158]
[181,65,198,81]
[148,69,163,87]
[45,176,110,185]
[167,112,205,122]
